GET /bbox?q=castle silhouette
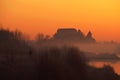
[53,28,96,43]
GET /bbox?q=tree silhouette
[0,28,29,55]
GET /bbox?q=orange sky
[0,0,120,42]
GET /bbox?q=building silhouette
[53,28,96,43]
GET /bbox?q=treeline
[0,28,120,80]
[0,28,29,54]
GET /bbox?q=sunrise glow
[1,0,120,42]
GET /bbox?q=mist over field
[0,28,120,80]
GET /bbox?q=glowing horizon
[1,0,120,42]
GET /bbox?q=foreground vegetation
[0,29,120,80]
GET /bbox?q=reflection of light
[117,54,120,58]
[88,62,120,75]
[88,62,105,68]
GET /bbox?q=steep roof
[53,28,96,43]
